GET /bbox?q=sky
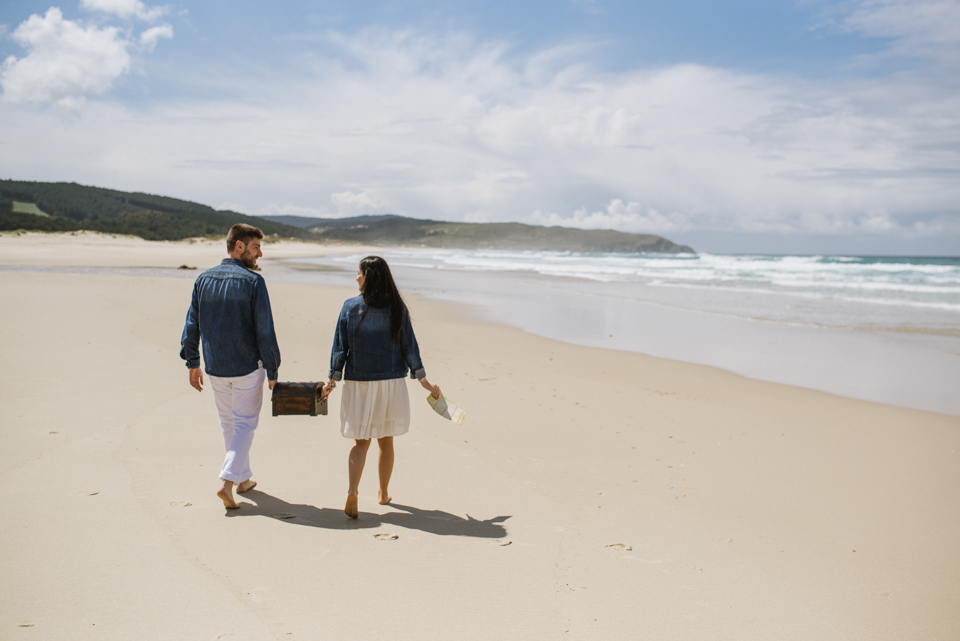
[1,0,958,254]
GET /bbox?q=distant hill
[261,214,398,230]
[0,180,694,253]
[0,180,315,241]
[262,214,695,253]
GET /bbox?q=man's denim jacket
[180,258,281,380]
[328,296,425,381]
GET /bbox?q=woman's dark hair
[359,256,408,343]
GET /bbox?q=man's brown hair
[226,223,264,252]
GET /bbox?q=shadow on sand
[226,489,511,538]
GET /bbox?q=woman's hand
[321,380,336,399]
[420,378,441,399]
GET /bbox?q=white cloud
[331,190,387,215]
[0,7,174,106]
[842,0,960,64]
[80,0,169,21]
[533,200,688,234]
[0,15,957,251]
[139,24,173,50]
[0,8,131,106]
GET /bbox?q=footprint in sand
[605,543,633,551]
[271,513,297,520]
[373,533,399,540]
[490,539,512,546]
[169,502,193,507]
[85,492,99,496]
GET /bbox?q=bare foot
[237,479,257,493]
[217,481,239,509]
[378,490,391,505]
[345,494,359,519]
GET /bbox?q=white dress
[340,378,411,440]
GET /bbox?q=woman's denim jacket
[328,296,426,382]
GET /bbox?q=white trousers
[210,368,265,484]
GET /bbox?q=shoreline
[266,250,960,417]
[2,233,958,416]
[1,232,958,639]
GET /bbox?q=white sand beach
[1,232,958,640]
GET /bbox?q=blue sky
[1,0,958,253]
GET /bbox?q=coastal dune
[1,233,958,640]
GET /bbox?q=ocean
[281,250,960,416]
[9,248,954,414]
[329,250,960,332]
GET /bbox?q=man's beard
[239,248,258,269]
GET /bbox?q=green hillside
[0,180,316,241]
[12,201,49,217]
[0,180,694,253]
[265,214,695,253]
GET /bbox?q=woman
[322,256,440,518]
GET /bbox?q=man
[180,223,280,509]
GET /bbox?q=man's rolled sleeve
[253,277,281,380]
[179,282,202,369]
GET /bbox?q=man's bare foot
[217,481,239,509]
[345,494,359,519]
[237,479,257,493]
[378,490,391,505]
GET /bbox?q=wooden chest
[271,382,328,417]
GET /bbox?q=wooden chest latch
[271,382,328,417]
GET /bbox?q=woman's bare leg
[377,437,394,504]
[346,439,371,518]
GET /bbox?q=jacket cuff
[410,367,426,380]
[266,369,278,381]
[329,370,343,381]
[186,360,200,369]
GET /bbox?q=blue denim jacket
[328,295,425,381]
[180,258,281,380]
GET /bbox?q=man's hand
[189,367,204,392]
[268,379,276,390]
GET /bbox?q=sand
[1,232,958,640]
